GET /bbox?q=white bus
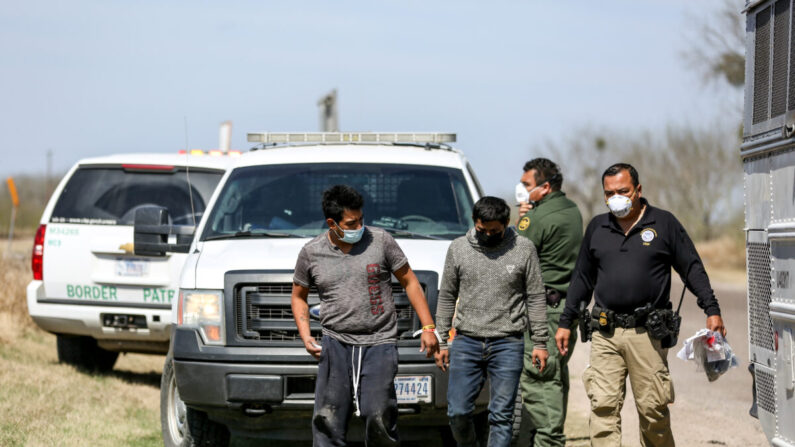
[743,1,795,445]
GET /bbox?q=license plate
[394,375,431,404]
[115,258,150,277]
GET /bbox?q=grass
[0,328,163,446]
[0,239,164,447]
[695,235,747,286]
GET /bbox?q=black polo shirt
[559,199,721,330]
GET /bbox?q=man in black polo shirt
[555,163,726,447]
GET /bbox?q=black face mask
[476,229,503,247]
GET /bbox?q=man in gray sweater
[435,196,549,447]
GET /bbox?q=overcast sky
[0,0,743,196]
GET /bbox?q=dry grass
[0,330,163,446]
[0,241,37,341]
[0,239,163,446]
[694,235,747,286]
[695,234,745,271]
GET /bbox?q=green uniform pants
[584,328,675,447]
[518,308,576,447]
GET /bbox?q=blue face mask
[334,222,364,244]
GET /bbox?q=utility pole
[317,89,339,132]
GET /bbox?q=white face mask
[606,194,633,218]
[515,183,530,204]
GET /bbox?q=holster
[545,287,564,308]
[645,308,681,348]
[578,300,592,342]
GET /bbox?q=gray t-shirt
[293,227,408,346]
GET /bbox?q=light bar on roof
[246,132,457,144]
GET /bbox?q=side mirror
[133,206,196,256]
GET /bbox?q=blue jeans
[447,334,525,447]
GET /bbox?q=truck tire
[56,334,118,372]
[184,407,230,447]
[161,355,187,447]
[160,355,230,447]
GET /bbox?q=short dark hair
[523,158,563,191]
[322,185,364,222]
[602,163,639,187]
[472,196,510,225]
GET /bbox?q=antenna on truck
[184,116,197,227]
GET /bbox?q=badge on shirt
[518,216,530,231]
[641,228,657,246]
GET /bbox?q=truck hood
[189,237,453,290]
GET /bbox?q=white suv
[27,152,233,372]
[142,133,490,447]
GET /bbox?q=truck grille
[747,242,774,351]
[235,283,418,342]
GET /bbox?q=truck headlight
[178,290,225,345]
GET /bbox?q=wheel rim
[167,372,187,443]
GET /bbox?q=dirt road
[563,280,768,446]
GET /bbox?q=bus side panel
[745,156,771,231]
[745,155,778,443]
[769,148,795,445]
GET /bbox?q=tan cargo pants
[583,327,675,447]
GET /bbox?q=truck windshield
[201,163,475,240]
[50,166,223,226]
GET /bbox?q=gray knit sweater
[435,227,549,349]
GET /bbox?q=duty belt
[592,304,654,331]
[613,313,646,328]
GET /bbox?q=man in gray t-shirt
[291,185,439,447]
[293,223,408,346]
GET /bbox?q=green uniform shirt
[516,191,583,295]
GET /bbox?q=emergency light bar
[246,132,457,144]
[177,149,242,157]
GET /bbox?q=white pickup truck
[134,132,492,446]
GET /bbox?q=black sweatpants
[313,335,399,447]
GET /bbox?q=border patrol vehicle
[26,152,233,372]
[743,1,795,445]
[134,132,490,446]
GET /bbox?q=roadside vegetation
[0,241,162,447]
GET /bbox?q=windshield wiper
[204,230,299,241]
[370,226,446,240]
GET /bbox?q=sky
[0,0,743,197]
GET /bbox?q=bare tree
[624,124,741,240]
[533,128,626,225]
[682,0,745,89]
[531,123,741,241]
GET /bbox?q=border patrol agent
[515,158,583,447]
[555,163,726,447]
